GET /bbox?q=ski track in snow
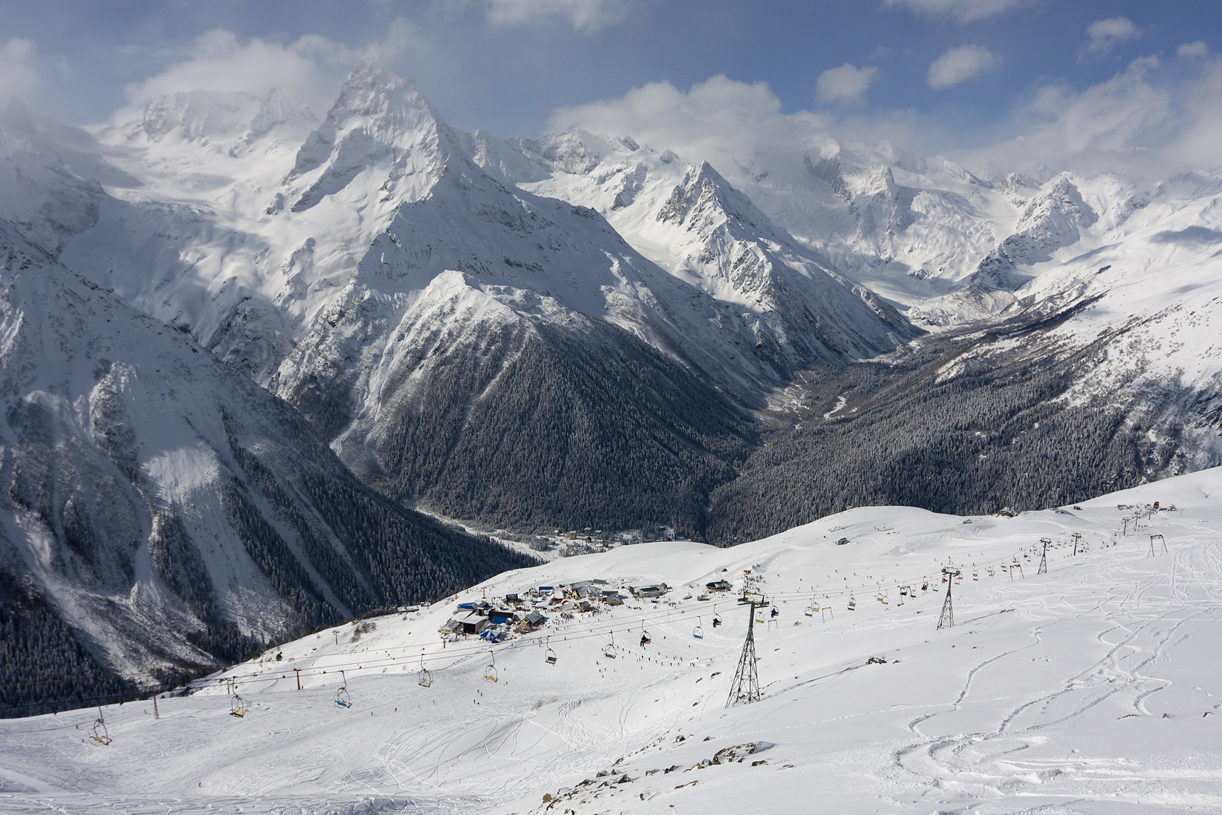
[4,472,1222,814]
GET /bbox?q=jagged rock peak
[286,60,459,206]
[2,97,36,135]
[1016,174,1096,231]
[520,129,608,175]
[657,160,764,232]
[326,59,434,126]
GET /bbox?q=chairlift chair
[604,631,617,660]
[847,594,856,611]
[419,653,433,688]
[712,611,723,627]
[91,708,112,744]
[693,618,705,640]
[231,693,248,718]
[335,670,352,708]
[484,651,499,682]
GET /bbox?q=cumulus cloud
[882,0,1030,23]
[928,45,999,89]
[816,64,878,106]
[1178,41,1209,59]
[1081,17,1142,58]
[484,0,635,32]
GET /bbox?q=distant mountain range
[1,59,1219,713]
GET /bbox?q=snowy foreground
[3,470,1222,814]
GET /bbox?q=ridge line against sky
[1,0,1220,177]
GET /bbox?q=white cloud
[962,53,1222,178]
[116,22,426,123]
[1082,17,1142,58]
[816,64,878,106]
[927,45,1000,89]
[881,0,1030,23]
[547,49,1222,198]
[1178,41,1209,59]
[545,74,938,200]
[0,38,47,104]
[121,31,349,119]
[484,0,635,32]
[548,75,850,178]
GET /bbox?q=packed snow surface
[3,468,1222,814]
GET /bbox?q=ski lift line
[184,550,1037,689]
[14,538,1084,702]
[760,544,1070,601]
[188,601,733,688]
[189,568,967,688]
[28,548,1019,695]
[195,609,710,690]
[21,532,1097,723]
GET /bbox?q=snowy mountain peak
[2,97,36,135]
[1016,175,1096,233]
[514,128,609,175]
[657,160,767,235]
[972,174,1098,291]
[324,58,429,130]
[131,88,316,156]
[0,106,105,258]
[285,60,457,212]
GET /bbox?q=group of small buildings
[437,580,678,641]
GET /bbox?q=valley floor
[2,470,1221,814]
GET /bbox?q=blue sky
[2,0,1219,171]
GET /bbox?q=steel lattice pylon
[726,603,761,707]
[937,567,959,630]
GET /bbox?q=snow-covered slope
[3,467,1219,813]
[912,171,1222,462]
[480,131,919,369]
[4,58,1219,541]
[509,132,1015,308]
[35,60,915,398]
[479,125,1222,478]
[0,100,113,259]
[0,219,533,700]
[0,61,922,536]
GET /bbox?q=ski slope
[2,468,1221,814]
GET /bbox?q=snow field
[2,468,1222,814]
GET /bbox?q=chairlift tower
[1149,534,1167,557]
[937,567,959,630]
[1038,538,1050,575]
[1072,532,1082,556]
[726,602,761,708]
